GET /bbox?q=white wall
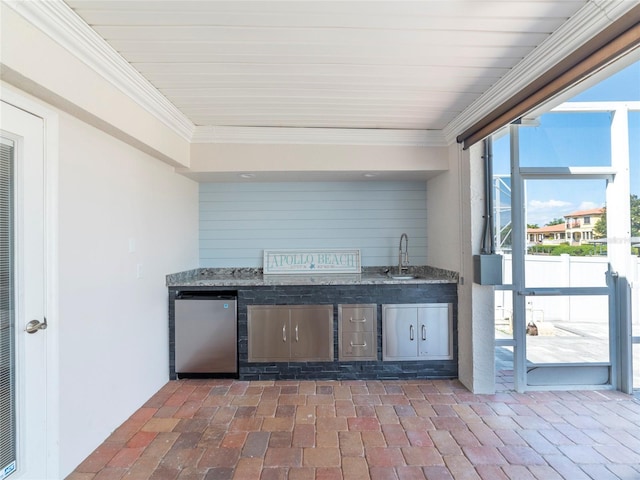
[426,144,461,272]
[189,142,448,178]
[200,181,428,267]
[56,111,198,475]
[433,142,494,394]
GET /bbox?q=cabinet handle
[295,324,299,342]
[350,317,367,323]
[282,324,287,342]
[350,341,367,347]
[409,324,414,341]
[422,324,427,341]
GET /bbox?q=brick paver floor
[66,379,640,480]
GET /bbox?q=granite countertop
[166,266,458,287]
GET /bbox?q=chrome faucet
[398,233,409,274]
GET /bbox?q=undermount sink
[390,275,417,280]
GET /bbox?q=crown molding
[443,0,638,145]
[191,126,448,147]
[6,0,195,141]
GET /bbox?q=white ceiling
[64,0,589,133]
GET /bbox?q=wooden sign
[263,249,361,275]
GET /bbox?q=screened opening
[490,55,639,392]
[519,112,612,167]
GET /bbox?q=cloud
[528,199,572,211]
[576,201,602,210]
[527,199,574,226]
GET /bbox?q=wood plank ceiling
[65,1,587,132]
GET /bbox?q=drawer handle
[350,341,367,347]
[282,324,286,342]
[410,324,414,341]
[350,317,367,323]
[422,324,427,341]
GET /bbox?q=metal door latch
[25,317,47,334]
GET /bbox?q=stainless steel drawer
[339,305,375,332]
[338,304,377,361]
[340,332,376,359]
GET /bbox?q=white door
[0,101,48,479]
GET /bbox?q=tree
[546,218,564,226]
[593,214,606,238]
[527,223,539,229]
[632,194,640,237]
[592,194,640,238]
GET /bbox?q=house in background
[1,1,638,477]
[527,223,567,246]
[565,207,606,245]
[527,207,605,246]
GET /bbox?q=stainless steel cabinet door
[248,306,290,361]
[248,305,333,362]
[382,305,418,360]
[383,303,452,361]
[418,305,452,359]
[290,305,333,361]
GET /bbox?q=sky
[493,60,640,227]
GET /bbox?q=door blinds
[0,140,16,479]
[457,4,640,149]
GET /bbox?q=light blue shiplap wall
[199,182,427,268]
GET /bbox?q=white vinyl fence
[495,254,639,325]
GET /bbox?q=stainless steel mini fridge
[175,293,237,376]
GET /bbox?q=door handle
[282,324,287,342]
[517,290,562,296]
[422,324,426,341]
[409,324,414,341]
[295,324,299,342]
[26,317,47,334]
